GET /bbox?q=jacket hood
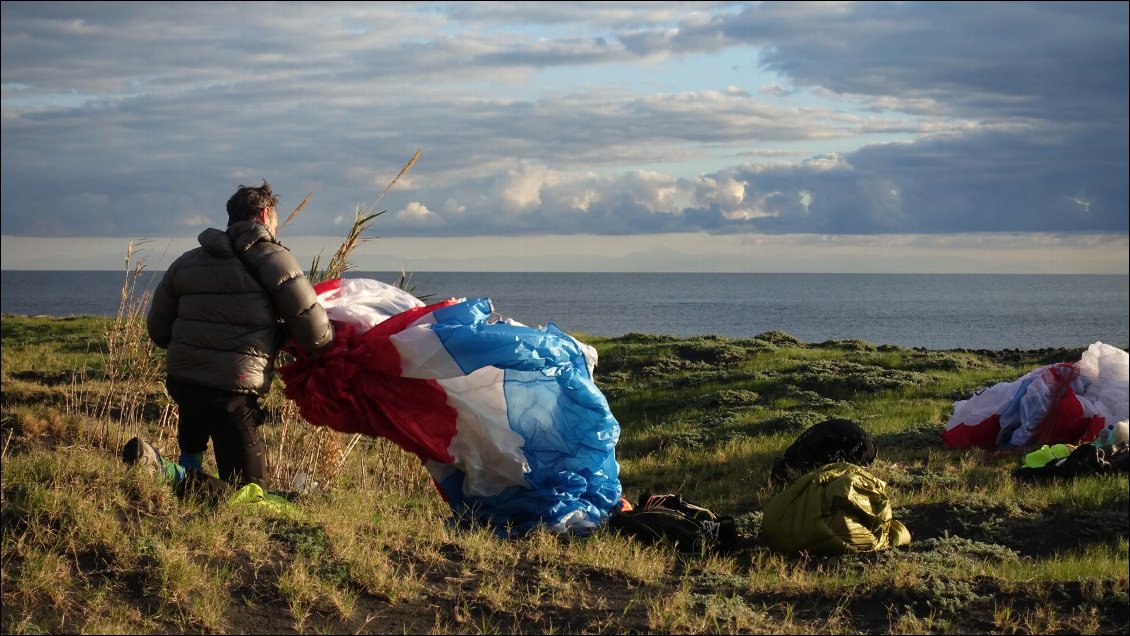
[198,227,233,257]
[226,220,276,253]
[198,221,275,257]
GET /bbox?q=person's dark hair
[226,180,280,225]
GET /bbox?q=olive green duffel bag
[762,462,911,556]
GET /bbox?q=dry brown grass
[4,312,1128,635]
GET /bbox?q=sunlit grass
[2,248,1127,634]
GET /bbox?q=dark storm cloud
[1,2,1126,239]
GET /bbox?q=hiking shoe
[121,437,162,477]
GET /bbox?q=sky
[1,1,1127,273]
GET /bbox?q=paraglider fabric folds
[941,342,1128,450]
[279,278,622,537]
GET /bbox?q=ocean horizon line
[3,270,1126,349]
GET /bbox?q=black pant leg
[210,391,268,489]
[168,378,214,457]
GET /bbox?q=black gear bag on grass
[1014,442,1130,482]
[606,493,738,553]
[771,418,877,485]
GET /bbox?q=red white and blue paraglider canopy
[942,342,1128,450]
[279,278,622,536]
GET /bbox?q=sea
[2,270,1127,351]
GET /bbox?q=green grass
[2,313,1127,634]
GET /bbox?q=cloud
[394,201,445,227]
[0,1,1126,249]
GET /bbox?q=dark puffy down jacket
[147,220,333,395]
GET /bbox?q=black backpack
[1014,442,1129,482]
[770,418,877,485]
[606,493,738,553]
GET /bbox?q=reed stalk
[88,241,168,449]
[274,150,425,488]
[279,192,313,232]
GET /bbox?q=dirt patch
[899,501,1129,558]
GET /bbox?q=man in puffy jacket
[140,180,334,489]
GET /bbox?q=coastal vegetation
[3,160,1126,633]
[2,308,1127,634]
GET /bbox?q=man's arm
[146,267,179,349]
[253,244,334,353]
